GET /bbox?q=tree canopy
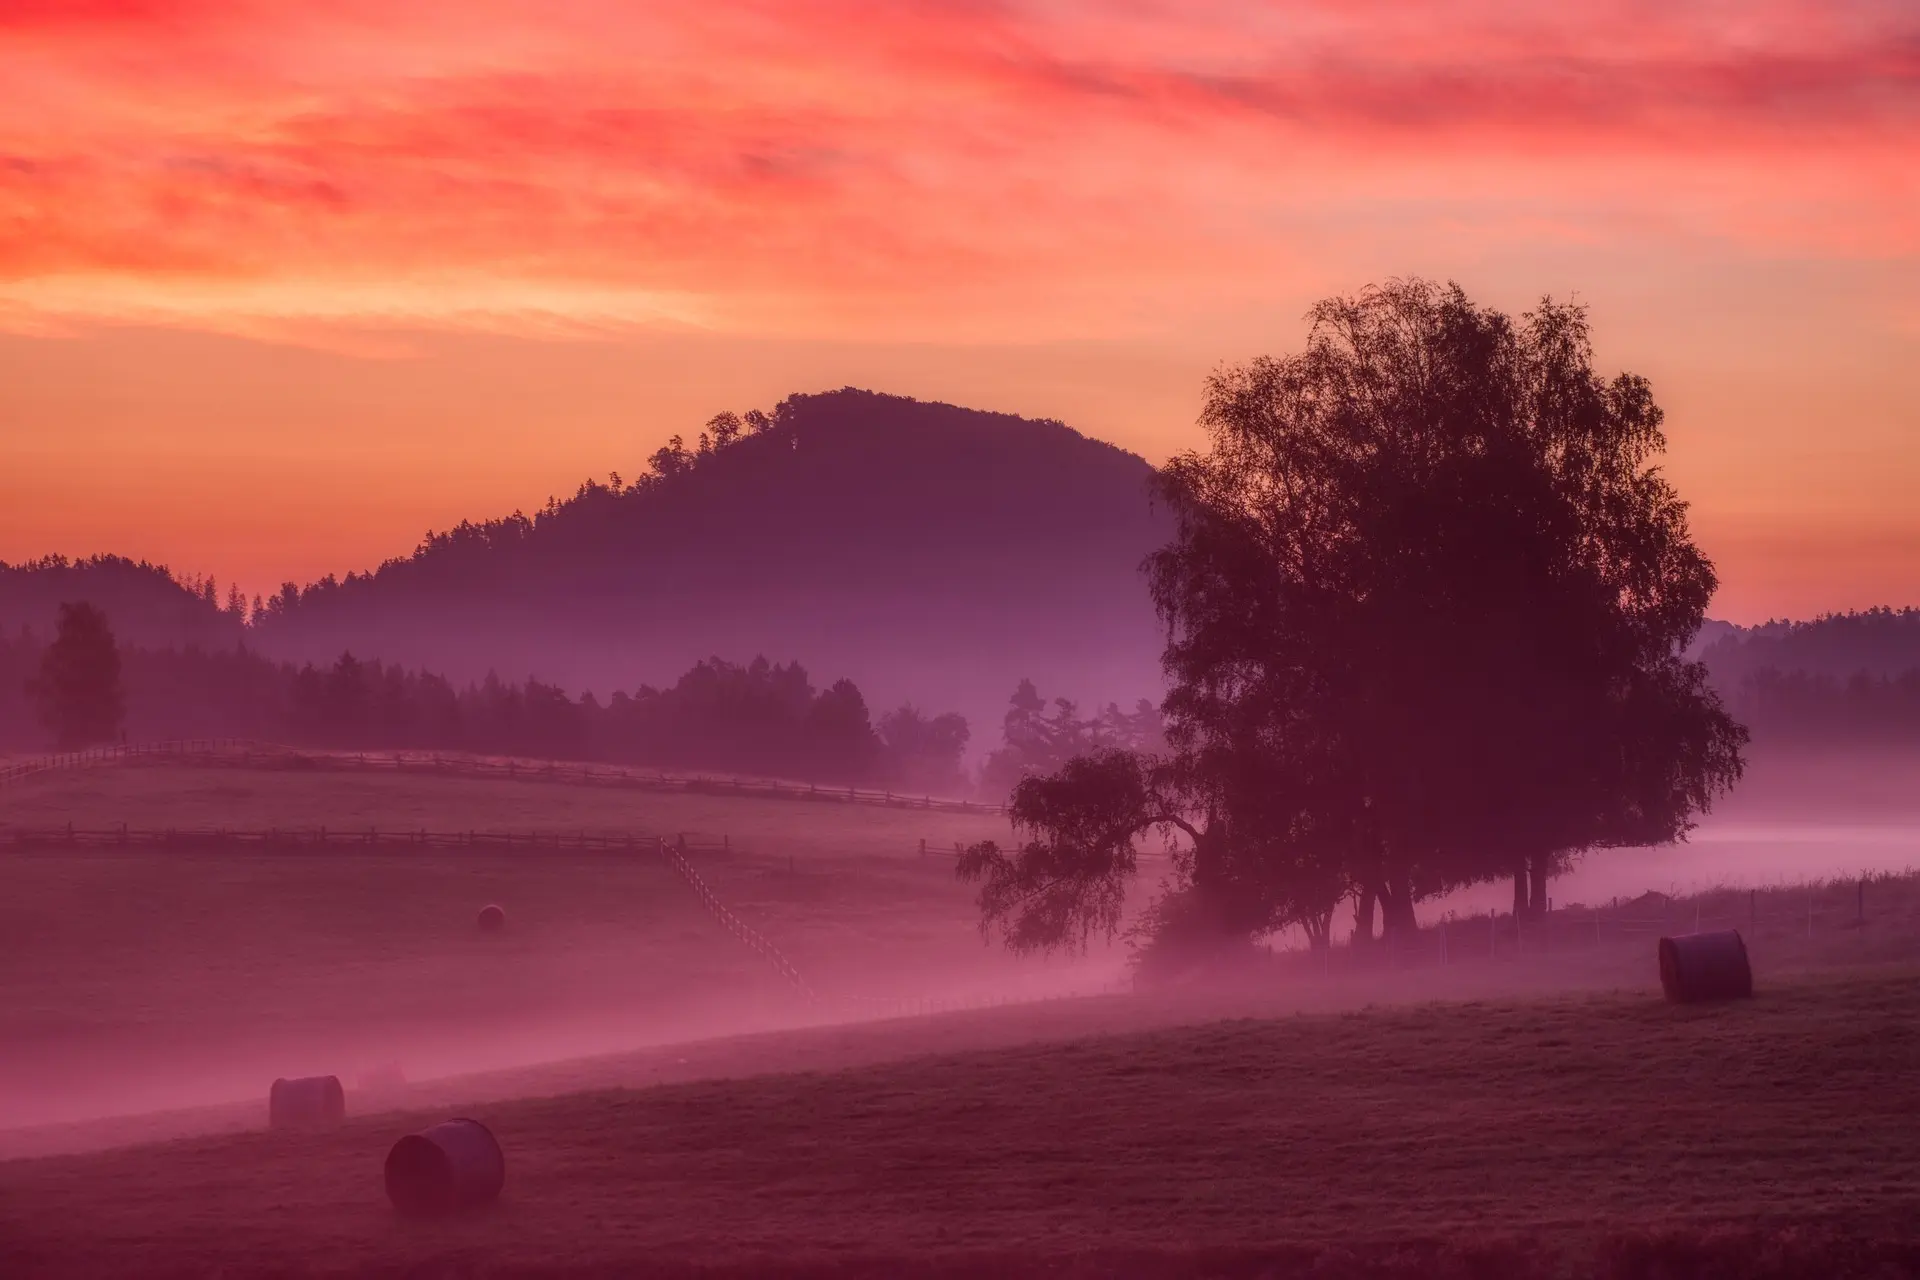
[960,279,1747,963]
[28,602,126,749]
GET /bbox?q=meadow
[3,968,1919,1277]
[0,761,1108,1142]
[6,755,1920,1276]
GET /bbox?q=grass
[0,764,1063,1144]
[0,760,1112,1001]
[10,759,1920,1275]
[3,966,1919,1277]
[0,760,1007,857]
[0,846,766,1131]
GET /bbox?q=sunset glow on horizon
[3,0,1916,621]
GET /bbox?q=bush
[1125,884,1263,988]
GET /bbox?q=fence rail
[0,819,1106,1018]
[1265,884,1886,979]
[0,824,737,854]
[660,834,819,1003]
[0,738,1009,816]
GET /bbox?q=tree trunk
[1512,864,1529,917]
[1529,856,1550,919]
[1378,879,1420,943]
[1305,906,1335,952]
[1351,885,1378,948]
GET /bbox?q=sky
[1,0,1916,621]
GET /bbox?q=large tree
[29,601,126,749]
[961,279,1746,961]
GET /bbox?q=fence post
[1858,878,1865,926]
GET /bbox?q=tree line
[1,603,1184,798]
[1,607,972,792]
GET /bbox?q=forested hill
[1700,609,1920,685]
[246,388,1172,733]
[0,556,243,650]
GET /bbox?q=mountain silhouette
[247,388,1173,738]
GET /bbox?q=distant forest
[6,597,1920,803]
[2,391,1176,749]
[0,631,976,793]
[7,445,1920,784]
[0,620,1183,798]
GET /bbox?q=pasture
[0,761,1116,1142]
[4,967,1920,1277]
[8,755,1920,1275]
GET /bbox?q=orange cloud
[1,0,1912,342]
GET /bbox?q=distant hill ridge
[1698,608,1920,685]
[8,390,1919,742]
[239,388,1175,733]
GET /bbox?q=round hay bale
[1658,930,1753,1004]
[384,1118,505,1217]
[269,1075,346,1128]
[477,903,506,932]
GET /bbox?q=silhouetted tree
[981,680,1165,796]
[962,279,1746,964]
[807,678,882,779]
[28,602,125,748]
[322,652,370,743]
[878,703,971,793]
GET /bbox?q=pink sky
[2,0,1916,620]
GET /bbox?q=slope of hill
[0,556,243,651]
[1699,608,1920,685]
[248,388,1172,736]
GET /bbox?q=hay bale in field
[1658,930,1753,1004]
[384,1118,505,1217]
[477,903,506,932]
[269,1075,346,1128]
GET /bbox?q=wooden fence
[0,737,1010,816]
[1267,882,1886,978]
[0,824,735,854]
[660,834,818,1003]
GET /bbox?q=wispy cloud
[2,0,1913,341]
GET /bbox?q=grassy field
[8,759,1920,1274]
[0,764,1107,1140]
[0,760,1008,855]
[0,847,758,1128]
[0,760,1124,997]
[4,966,1918,1277]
